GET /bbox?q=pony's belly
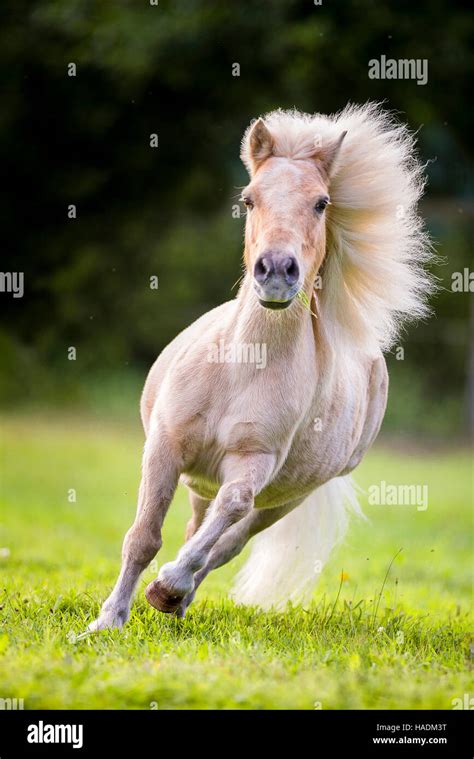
[254,421,360,508]
[255,455,326,508]
[180,431,337,509]
[180,473,220,501]
[178,414,345,505]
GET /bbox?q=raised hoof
[145,580,185,614]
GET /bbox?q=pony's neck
[233,274,314,356]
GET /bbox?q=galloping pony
[88,103,432,630]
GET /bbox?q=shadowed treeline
[1,0,472,438]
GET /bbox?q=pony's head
[240,105,434,353]
[240,118,346,310]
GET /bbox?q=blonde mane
[241,103,434,355]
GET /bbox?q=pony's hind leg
[87,428,180,631]
[145,452,275,614]
[185,491,210,541]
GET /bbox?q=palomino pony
[88,103,432,630]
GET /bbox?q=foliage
[0,0,472,435]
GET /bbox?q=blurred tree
[0,0,472,435]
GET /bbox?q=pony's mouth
[257,297,295,310]
[254,281,300,310]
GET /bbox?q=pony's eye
[242,196,254,210]
[314,197,330,213]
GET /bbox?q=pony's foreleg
[87,429,180,631]
[145,452,275,614]
[176,500,302,616]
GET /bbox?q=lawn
[0,413,472,709]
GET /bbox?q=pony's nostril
[282,256,299,285]
[254,255,273,284]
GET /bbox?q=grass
[0,412,472,709]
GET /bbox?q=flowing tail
[231,476,363,610]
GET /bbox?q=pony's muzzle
[253,251,301,309]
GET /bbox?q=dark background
[1,0,472,439]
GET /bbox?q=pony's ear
[242,118,274,175]
[314,131,347,178]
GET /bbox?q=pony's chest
[212,375,309,455]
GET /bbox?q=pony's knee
[217,481,253,521]
[123,522,162,566]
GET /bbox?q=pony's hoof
[145,580,184,614]
[84,607,128,634]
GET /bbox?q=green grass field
[0,413,472,709]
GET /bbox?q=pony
[87,102,432,630]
